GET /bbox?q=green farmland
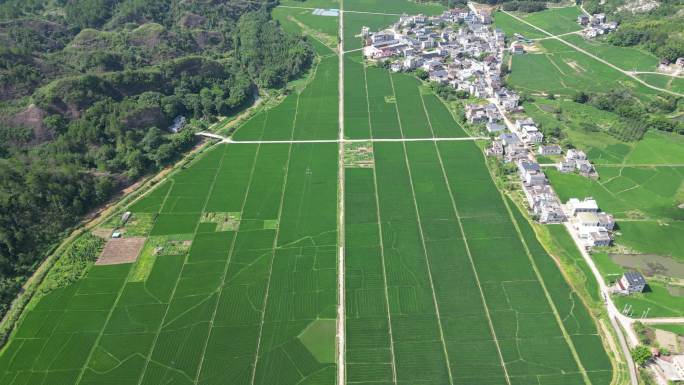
[508,38,661,97]
[520,7,583,36]
[0,4,616,385]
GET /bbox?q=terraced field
[0,5,614,385]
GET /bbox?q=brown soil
[96,237,146,265]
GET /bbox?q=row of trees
[501,1,547,13]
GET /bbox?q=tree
[573,91,589,104]
[415,68,429,81]
[631,345,651,366]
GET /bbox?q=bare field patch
[96,237,146,265]
[565,59,586,73]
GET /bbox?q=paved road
[502,10,684,97]
[336,5,346,385]
[196,132,489,143]
[530,30,582,41]
[562,222,640,385]
[277,5,401,16]
[628,71,684,78]
[609,314,639,385]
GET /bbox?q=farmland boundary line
[418,92,512,385]
[337,3,346,384]
[193,128,266,384]
[502,10,684,97]
[501,197,594,385]
[364,55,399,385]
[388,73,455,385]
[133,146,230,385]
[197,132,488,143]
[249,79,300,385]
[277,5,401,16]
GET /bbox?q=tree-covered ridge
[0,0,314,320]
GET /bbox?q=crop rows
[343,48,612,383]
[0,58,339,384]
[0,8,614,385]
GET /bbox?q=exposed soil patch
[97,237,146,265]
[565,60,586,73]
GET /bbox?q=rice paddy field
[636,73,684,94]
[501,8,684,318]
[561,35,659,73]
[499,8,683,97]
[0,4,616,385]
[519,7,583,36]
[493,11,545,40]
[508,38,661,98]
[345,0,444,15]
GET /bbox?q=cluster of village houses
[492,123,614,248]
[362,8,616,249]
[577,13,618,38]
[362,7,517,98]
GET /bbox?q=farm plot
[437,141,608,385]
[366,66,401,139]
[0,140,339,385]
[493,11,546,40]
[293,55,339,140]
[272,6,339,41]
[346,63,468,139]
[350,138,613,385]
[273,6,337,56]
[279,0,340,8]
[344,0,444,15]
[637,73,684,94]
[233,55,338,141]
[520,7,583,36]
[508,39,659,98]
[344,53,371,139]
[561,34,659,72]
[547,166,684,222]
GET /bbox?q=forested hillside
[0,0,314,319]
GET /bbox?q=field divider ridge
[192,137,266,383]
[388,73,455,385]
[418,91,512,385]
[499,179,594,385]
[248,88,300,385]
[501,10,684,97]
[198,132,487,144]
[72,246,136,384]
[134,145,230,385]
[337,3,346,384]
[364,48,399,384]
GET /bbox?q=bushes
[501,1,547,13]
[35,233,106,298]
[586,89,684,140]
[429,82,469,100]
[606,19,684,62]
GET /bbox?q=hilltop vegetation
[0,0,314,319]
